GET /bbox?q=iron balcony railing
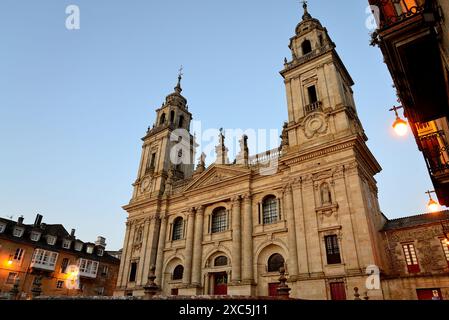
[371,0,427,29]
[304,101,323,115]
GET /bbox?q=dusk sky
[0,0,443,250]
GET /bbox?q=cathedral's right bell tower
[281,3,366,151]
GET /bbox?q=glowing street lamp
[389,106,408,136]
[426,190,441,213]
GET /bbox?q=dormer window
[47,236,57,246]
[30,231,41,242]
[0,223,6,233]
[74,242,83,252]
[13,227,24,238]
[86,245,94,254]
[97,248,104,257]
[62,240,71,249]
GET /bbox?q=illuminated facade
[0,214,119,299]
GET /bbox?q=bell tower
[131,71,196,200]
[281,2,366,151]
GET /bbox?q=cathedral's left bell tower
[131,74,196,200]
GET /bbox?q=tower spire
[301,0,312,20]
[175,65,183,93]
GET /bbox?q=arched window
[302,39,312,55]
[173,265,184,280]
[178,115,185,128]
[262,196,278,225]
[320,183,332,206]
[159,113,166,125]
[172,217,184,241]
[268,253,285,273]
[214,256,228,267]
[211,207,227,234]
[170,110,175,124]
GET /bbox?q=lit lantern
[426,190,441,213]
[390,105,408,136]
[393,117,408,136]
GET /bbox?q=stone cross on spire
[175,65,183,93]
[301,0,312,20]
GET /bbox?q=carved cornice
[283,140,356,166]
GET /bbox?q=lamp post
[426,190,441,213]
[389,106,408,136]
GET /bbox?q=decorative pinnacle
[175,65,183,93]
[302,0,312,20]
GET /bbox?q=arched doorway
[205,252,231,295]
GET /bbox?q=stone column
[155,215,168,285]
[117,221,131,288]
[191,206,205,286]
[231,196,242,283]
[284,184,299,279]
[183,208,196,285]
[137,218,151,286]
[121,221,136,288]
[242,194,254,282]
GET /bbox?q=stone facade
[114,5,390,300]
[381,213,449,300]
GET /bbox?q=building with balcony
[0,214,120,299]
[369,0,449,206]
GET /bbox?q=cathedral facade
[113,5,449,300]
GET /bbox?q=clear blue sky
[0,0,442,250]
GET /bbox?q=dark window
[214,256,228,267]
[173,265,184,280]
[267,253,285,273]
[307,85,318,104]
[150,153,156,170]
[13,248,24,261]
[56,280,64,289]
[61,258,69,274]
[170,110,175,124]
[403,243,420,273]
[129,262,138,282]
[302,40,312,55]
[211,208,227,234]
[325,235,341,265]
[262,196,278,225]
[178,115,185,128]
[159,113,166,125]
[171,288,179,296]
[172,217,184,241]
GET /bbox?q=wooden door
[330,282,346,300]
[171,288,179,296]
[214,273,228,295]
[268,283,279,297]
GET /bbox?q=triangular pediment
[184,164,251,192]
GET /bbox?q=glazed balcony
[369,0,427,30]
